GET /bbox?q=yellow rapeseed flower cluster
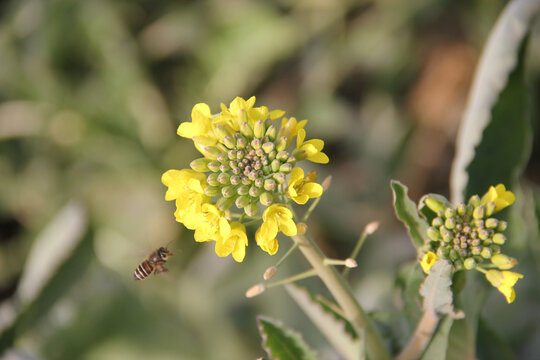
[420,184,523,303]
[162,97,328,262]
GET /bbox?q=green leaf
[476,316,516,360]
[419,261,455,316]
[450,0,537,202]
[396,262,424,329]
[463,35,530,200]
[257,315,316,360]
[284,284,363,360]
[445,318,475,360]
[420,315,454,360]
[391,180,429,248]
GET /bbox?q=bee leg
[154,264,169,275]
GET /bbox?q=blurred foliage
[0,0,539,359]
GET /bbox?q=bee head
[158,247,172,260]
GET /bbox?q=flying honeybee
[134,247,173,280]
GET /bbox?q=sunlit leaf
[391,180,429,248]
[257,315,316,360]
[285,284,362,360]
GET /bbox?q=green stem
[266,269,318,288]
[302,196,322,222]
[395,310,439,360]
[343,230,369,277]
[291,232,390,360]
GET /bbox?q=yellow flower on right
[485,270,523,303]
[286,168,323,205]
[481,184,516,212]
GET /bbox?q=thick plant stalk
[291,233,390,360]
[395,310,439,360]
[450,0,540,203]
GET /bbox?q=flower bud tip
[246,283,265,298]
[263,266,277,280]
[344,258,358,268]
[364,221,380,235]
[297,222,308,234]
[322,175,332,191]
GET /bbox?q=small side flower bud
[427,227,441,241]
[265,124,277,140]
[473,205,485,219]
[208,161,221,172]
[468,194,481,207]
[481,247,492,259]
[246,283,265,298]
[464,258,476,270]
[297,222,308,234]
[344,258,358,268]
[204,186,221,197]
[263,267,277,280]
[364,221,380,235]
[217,196,235,211]
[275,136,288,152]
[244,203,258,217]
[321,175,332,191]
[235,195,250,209]
[492,233,506,245]
[485,218,499,229]
[262,142,275,154]
[240,122,254,137]
[254,119,266,138]
[190,158,210,172]
[259,192,273,206]
[424,196,446,213]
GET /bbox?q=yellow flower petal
[481,184,515,212]
[486,270,523,303]
[420,251,438,274]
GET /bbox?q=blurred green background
[0,0,539,359]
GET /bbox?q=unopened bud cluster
[425,195,507,271]
[191,120,298,216]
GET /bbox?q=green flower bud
[235,195,250,209]
[217,196,235,211]
[262,142,275,154]
[207,161,221,172]
[279,163,292,173]
[264,179,276,191]
[497,220,507,232]
[436,246,449,258]
[236,135,247,149]
[273,172,286,184]
[222,185,236,198]
[251,138,262,149]
[457,203,467,216]
[485,218,498,229]
[190,158,211,172]
[254,119,266,138]
[240,122,254,137]
[463,257,476,269]
[277,151,289,162]
[217,152,228,163]
[427,227,441,241]
[244,203,258,217]
[204,186,221,197]
[444,208,455,219]
[271,159,281,172]
[275,136,288,152]
[203,146,222,160]
[207,173,220,186]
[473,205,485,219]
[471,246,481,255]
[214,124,233,141]
[241,177,251,186]
[223,136,235,149]
[480,247,492,259]
[478,229,490,240]
[468,194,481,207]
[260,192,273,206]
[267,150,277,161]
[219,163,231,172]
[444,218,456,229]
[249,186,261,197]
[492,233,506,245]
[424,196,446,213]
[217,173,230,185]
[265,124,277,140]
[432,217,444,227]
[454,260,464,270]
[485,201,496,217]
[449,249,459,261]
[230,175,241,185]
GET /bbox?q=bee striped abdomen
[134,260,154,280]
